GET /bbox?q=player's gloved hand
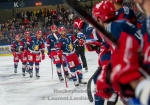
[13,52,16,57]
[85,43,93,51]
[85,41,100,51]
[78,39,84,46]
[96,62,113,99]
[47,53,52,59]
[42,54,45,60]
[57,50,63,57]
[74,18,84,29]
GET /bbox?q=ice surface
[0,52,123,105]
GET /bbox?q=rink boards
[0,39,96,56]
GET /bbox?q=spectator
[43,8,47,17]
[35,11,39,20]
[0,7,79,44]
[30,11,34,21]
[68,12,74,21]
[45,15,48,27]
[38,20,43,30]
[23,18,29,28]
[24,11,28,19]
[34,17,39,28]
[39,9,43,21]
[26,10,30,20]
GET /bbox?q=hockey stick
[60,55,68,88]
[51,56,54,79]
[63,0,118,47]
[87,67,101,102]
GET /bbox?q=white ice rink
[0,52,123,105]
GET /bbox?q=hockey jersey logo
[123,6,129,14]
[34,45,39,51]
[68,43,73,52]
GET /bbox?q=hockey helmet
[92,1,116,22]
[51,25,57,30]
[15,34,20,40]
[58,26,66,34]
[24,31,30,37]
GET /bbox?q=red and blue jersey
[82,24,111,65]
[106,20,143,95]
[116,6,136,25]
[58,34,76,55]
[46,33,61,53]
[20,37,28,51]
[106,20,142,45]
[11,40,24,53]
[27,36,45,54]
[82,24,110,49]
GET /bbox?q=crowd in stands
[0,5,91,44]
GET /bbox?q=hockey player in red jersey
[122,0,150,105]
[46,25,71,81]
[91,1,147,105]
[26,30,45,78]
[11,35,26,74]
[56,26,87,86]
[74,11,117,105]
[20,31,31,75]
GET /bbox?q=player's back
[107,20,142,44]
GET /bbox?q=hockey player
[56,26,87,86]
[92,1,145,105]
[120,0,150,105]
[11,34,25,74]
[26,30,45,78]
[74,10,117,105]
[73,21,88,71]
[46,25,71,81]
[20,31,31,75]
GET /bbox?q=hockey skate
[85,67,88,72]
[79,79,87,85]
[66,74,72,80]
[58,76,64,81]
[22,72,25,77]
[74,81,79,87]
[29,72,33,78]
[36,73,40,78]
[14,68,17,73]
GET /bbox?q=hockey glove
[42,54,45,60]
[13,52,16,57]
[85,41,100,52]
[74,18,84,29]
[96,62,114,99]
